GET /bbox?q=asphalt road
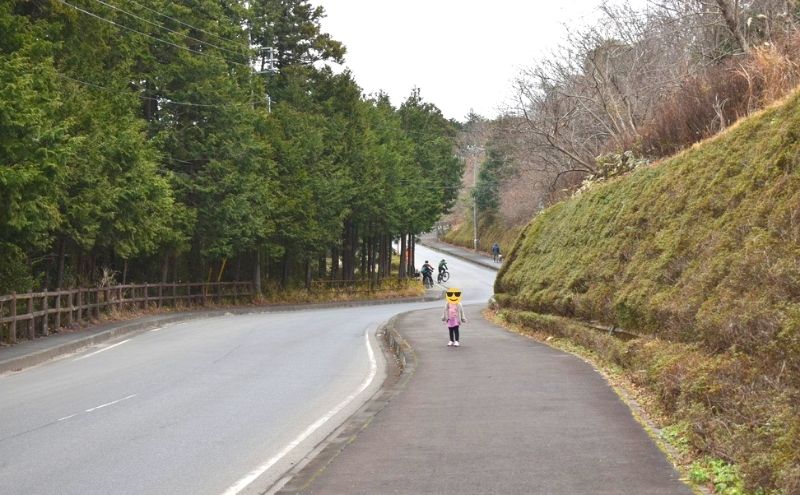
[0,246,494,495]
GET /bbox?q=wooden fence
[0,282,253,345]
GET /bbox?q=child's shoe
[447,341,454,346]
[454,341,460,347]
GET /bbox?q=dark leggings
[448,326,460,342]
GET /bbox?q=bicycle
[422,272,434,288]
[437,270,450,283]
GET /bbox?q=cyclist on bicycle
[438,259,448,282]
[421,260,435,287]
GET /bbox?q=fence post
[42,290,49,336]
[94,288,100,319]
[66,290,73,327]
[202,283,207,306]
[172,282,177,308]
[9,292,17,344]
[77,289,83,323]
[55,290,62,332]
[144,283,149,310]
[158,284,163,308]
[27,294,34,339]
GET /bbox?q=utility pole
[467,145,484,251]
[256,47,277,112]
[473,156,478,251]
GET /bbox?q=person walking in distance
[442,288,467,347]
[491,242,501,263]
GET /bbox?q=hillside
[494,89,800,493]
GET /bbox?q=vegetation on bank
[441,213,523,258]
[494,89,800,494]
[441,3,800,494]
[488,308,754,495]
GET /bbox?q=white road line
[149,327,163,332]
[221,328,378,495]
[73,339,131,361]
[57,414,78,422]
[84,394,137,413]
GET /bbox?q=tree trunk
[161,253,170,283]
[386,236,393,277]
[377,235,384,278]
[367,237,374,283]
[399,233,407,279]
[377,235,385,278]
[88,254,96,285]
[715,0,749,54]
[281,251,291,288]
[331,246,339,281]
[408,233,416,277]
[360,235,368,280]
[56,237,66,289]
[342,219,358,282]
[318,251,327,279]
[253,248,262,295]
[341,224,350,282]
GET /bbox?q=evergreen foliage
[0,0,461,291]
[473,148,509,213]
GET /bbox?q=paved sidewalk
[277,306,692,495]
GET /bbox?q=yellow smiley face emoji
[445,288,462,304]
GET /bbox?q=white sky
[318,0,647,122]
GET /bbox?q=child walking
[442,289,467,346]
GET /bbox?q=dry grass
[495,87,800,493]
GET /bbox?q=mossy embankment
[495,90,800,493]
[442,215,523,258]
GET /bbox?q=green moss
[495,89,800,493]
[442,213,524,257]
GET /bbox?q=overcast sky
[318,0,648,122]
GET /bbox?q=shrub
[496,87,800,493]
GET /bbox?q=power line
[89,0,250,61]
[120,0,250,53]
[56,72,259,108]
[57,0,251,69]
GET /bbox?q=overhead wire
[120,0,251,53]
[88,0,251,61]
[49,0,278,109]
[57,0,252,69]
[55,72,263,108]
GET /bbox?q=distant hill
[495,88,800,493]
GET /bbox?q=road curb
[270,312,418,494]
[0,293,441,375]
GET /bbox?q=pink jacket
[442,302,467,326]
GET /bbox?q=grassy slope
[443,214,524,257]
[495,90,800,493]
